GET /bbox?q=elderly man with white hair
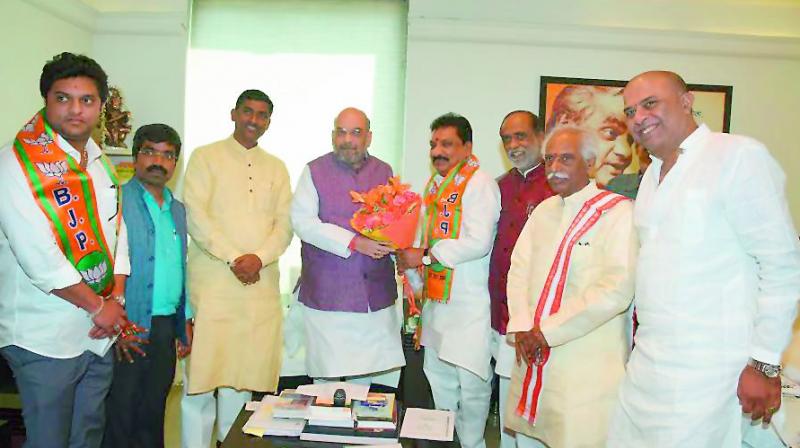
[503,126,638,447]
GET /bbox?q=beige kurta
[504,182,637,447]
[182,136,293,394]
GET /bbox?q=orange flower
[350,177,421,249]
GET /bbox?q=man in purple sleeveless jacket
[489,111,554,448]
[290,107,405,385]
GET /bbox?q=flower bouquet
[350,177,425,346]
[349,176,421,250]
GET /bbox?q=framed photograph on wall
[537,76,732,189]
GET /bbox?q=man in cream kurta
[398,113,500,448]
[505,126,637,448]
[608,71,800,447]
[181,90,293,447]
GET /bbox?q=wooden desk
[221,405,458,448]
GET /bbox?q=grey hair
[542,125,599,163]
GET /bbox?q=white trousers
[491,330,517,448]
[499,375,517,448]
[180,383,251,447]
[424,346,492,448]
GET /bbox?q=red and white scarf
[516,190,628,423]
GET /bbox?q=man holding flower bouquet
[397,113,501,448]
[291,107,405,386]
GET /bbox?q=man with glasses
[504,126,636,448]
[547,85,636,189]
[291,107,405,386]
[103,124,190,448]
[181,90,293,447]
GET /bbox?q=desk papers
[399,408,454,441]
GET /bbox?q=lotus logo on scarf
[76,251,111,291]
[23,132,54,154]
[35,161,68,185]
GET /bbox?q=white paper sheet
[399,408,454,441]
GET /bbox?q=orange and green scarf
[421,154,480,303]
[12,110,120,296]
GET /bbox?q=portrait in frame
[538,76,732,189]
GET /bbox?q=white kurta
[0,135,129,358]
[420,168,501,381]
[504,181,637,447]
[608,125,800,447]
[290,164,405,379]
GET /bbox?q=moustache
[146,165,167,176]
[547,171,569,180]
[337,143,355,151]
[431,155,449,163]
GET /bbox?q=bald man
[291,108,405,386]
[608,71,800,447]
[490,110,553,448]
[547,85,635,188]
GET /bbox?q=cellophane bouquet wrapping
[349,176,421,249]
[350,177,424,339]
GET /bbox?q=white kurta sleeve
[429,173,500,268]
[113,217,130,276]
[0,148,82,293]
[290,165,355,258]
[723,142,800,365]
[539,202,638,347]
[254,160,293,267]
[182,148,242,264]
[505,212,537,334]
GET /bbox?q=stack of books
[242,389,313,437]
[308,405,355,428]
[272,390,315,419]
[352,393,398,430]
[299,393,401,445]
[242,389,404,444]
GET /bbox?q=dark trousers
[0,345,113,448]
[103,315,176,448]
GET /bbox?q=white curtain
[184,0,408,297]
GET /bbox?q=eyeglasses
[138,148,178,161]
[543,153,577,165]
[334,127,366,138]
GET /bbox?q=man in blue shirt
[103,124,191,448]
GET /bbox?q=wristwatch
[421,248,432,266]
[748,358,781,378]
[111,295,126,307]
